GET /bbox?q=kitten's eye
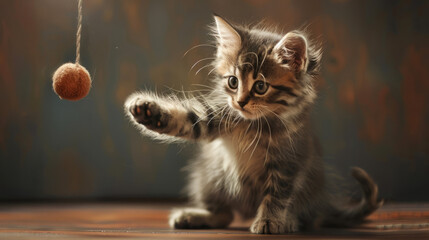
[228,76,238,89]
[253,81,268,95]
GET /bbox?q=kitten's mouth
[238,110,253,119]
[229,100,259,119]
[234,107,260,120]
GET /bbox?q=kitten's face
[213,16,318,120]
[221,56,296,120]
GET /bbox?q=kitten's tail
[324,167,383,227]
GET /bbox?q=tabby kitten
[124,15,382,234]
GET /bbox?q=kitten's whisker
[287,129,297,157]
[189,57,216,73]
[188,89,223,96]
[192,106,219,127]
[225,108,236,133]
[224,109,230,133]
[195,63,214,75]
[243,120,253,136]
[268,111,297,157]
[165,87,213,94]
[260,106,296,156]
[249,117,262,160]
[238,121,252,155]
[191,84,218,91]
[207,67,217,76]
[218,106,229,135]
[261,113,272,164]
[260,105,288,130]
[183,43,216,57]
[207,105,228,126]
[227,108,232,132]
[244,117,260,153]
[232,114,241,128]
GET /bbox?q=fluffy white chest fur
[203,134,267,196]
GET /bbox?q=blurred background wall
[0,0,428,201]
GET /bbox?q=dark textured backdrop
[0,0,428,201]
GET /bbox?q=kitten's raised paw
[129,98,169,130]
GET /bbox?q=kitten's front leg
[169,208,233,229]
[250,199,298,234]
[125,92,214,141]
[250,161,300,234]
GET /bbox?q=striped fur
[124,16,382,234]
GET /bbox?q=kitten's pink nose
[237,101,247,108]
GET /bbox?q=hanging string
[76,0,83,65]
[52,0,91,101]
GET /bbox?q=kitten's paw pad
[169,209,209,229]
[129,99,168,129]
[250,218,295,234]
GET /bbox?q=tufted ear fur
[273,32,309,73]
[213,15,241,58]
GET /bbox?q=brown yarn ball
[52,63,91,101]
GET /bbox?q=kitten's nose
[237,101,247,109]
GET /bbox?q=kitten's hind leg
[169,208,233,229]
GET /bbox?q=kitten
[124,15,382,234]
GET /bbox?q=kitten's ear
[273,32,308,72]
[213,15,241,56]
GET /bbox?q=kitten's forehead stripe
[246,72,256,88]
[236,29,280,82]
[237,54,256,79]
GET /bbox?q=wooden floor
[0,202,428,239]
